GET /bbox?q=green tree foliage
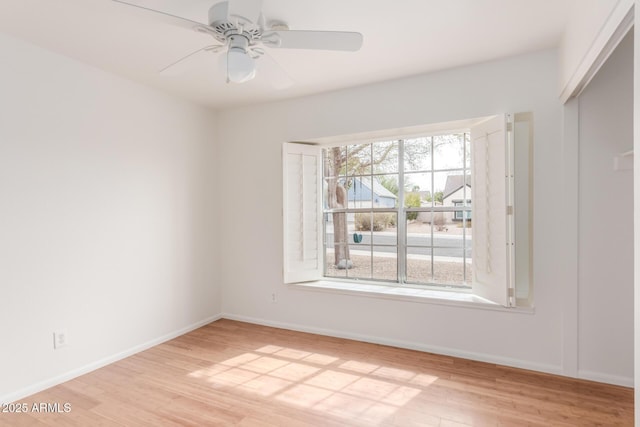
[378,176,399,196]
[405,192,421,220]
[423,191,444,204]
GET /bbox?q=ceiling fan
[112,0,364,87]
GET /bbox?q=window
[322,135,473,288]
[453,201,472,221]
[283,114,520,307]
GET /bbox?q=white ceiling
[0,0,575,110]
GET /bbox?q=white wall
[216,50,594,379]
[2,5,634,403]
[577,31,634,383]
[0,33,221,402]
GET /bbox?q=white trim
[560,0,634,103]
[561,98,580,379]
[578,370,634,388]
[289,280,535,313]
[634,9,640,423]
[505,113,516,307]
[306,116,492,147]
[0,314,222,405]
[221,313,563,379]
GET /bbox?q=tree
[378,175,399,196]
[324,142,396,269]
[325,147,351,268]
[324,134,466,268]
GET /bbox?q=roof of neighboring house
[442,174,471,200]
[349,176,397,200]
[362,177,398,199]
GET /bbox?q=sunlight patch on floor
[187,344,438,424]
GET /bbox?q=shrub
[404,192,421,220]
[387,215,396,227]
[433,212,446,231]
[355,213,393,231]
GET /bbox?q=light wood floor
[0,319,633,426]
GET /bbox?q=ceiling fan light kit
[227,35,256,83]
[112,0,363,86]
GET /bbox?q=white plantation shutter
[471,114,515,306]
[283,142,323,283]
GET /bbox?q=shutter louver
[471,114,515,306]
[283,143,323,283]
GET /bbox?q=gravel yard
[325,254,471,285]
[325,220,472,285]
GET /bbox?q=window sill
[289,280,535,313]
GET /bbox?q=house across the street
[442,174,472,222]
[345,176,397,208]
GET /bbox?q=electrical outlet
[53,329,68,349]
[271,293,277,303]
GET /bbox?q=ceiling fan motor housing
[209,1,261,43]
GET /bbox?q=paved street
[326,232,472,258]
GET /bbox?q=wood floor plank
[0,319,633,426]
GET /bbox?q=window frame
[321,135,473,289]
[284,113,532,307]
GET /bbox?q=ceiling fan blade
[112,0,207,32]
[255,51,294,90]
[265,30,363,52]
[160,45,223,76]
[227,0,263,24]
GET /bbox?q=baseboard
[5,311,629,404]
[578,370,634,388]
[0,313,222,404]
[221,313,565,379]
